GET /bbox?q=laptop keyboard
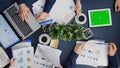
[6,6,32,37]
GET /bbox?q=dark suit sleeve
[108,55,118,68]
[63,52,78,68]
[17,0,26,4]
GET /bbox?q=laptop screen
[0,15,20,49]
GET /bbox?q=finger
[36,14,41,20]
[24,14,27,22]
[108,45,113,56]
[21,14,25,22]
[81,43,85,48]
[36,12,43,19]
[78,43,85,50]
[110,43,117,50]
[26,10,30,20]
[115,4,118,12]
[19,14,23,21]
[36,15,40,20]
[109,43,117,55]
[24,13,29,21]
[118,7,120,12]
[10,57,16,66]
[34,14,37,17]
[10,58,14,63]
[78,11,82,15]
[27,9,30,15]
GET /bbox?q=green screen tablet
[88,8,112,27]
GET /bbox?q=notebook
[3,2,41,40]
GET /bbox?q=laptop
[0,3,40,49]
[3,2,41,40]
[0,15,20,49]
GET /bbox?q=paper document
[34,44,62,68]
[12,42,34,68]
[97,43,108,66]
[76,40,108,67]
[32,0,46,14]
[49,0,76,24]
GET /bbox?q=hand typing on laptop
[19,4,30,21]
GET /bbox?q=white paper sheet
[76,40,108,67]
[12,42,34,68]
[49,0,76,24]
[34,44,62,68]
[32,0,46,14]
[97,43,108,66]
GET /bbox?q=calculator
[0,47,10,68]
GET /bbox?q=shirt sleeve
[63,51,78,68]
[108,55,118,68]
[17,0,26,4]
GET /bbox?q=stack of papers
[76,40,109,67]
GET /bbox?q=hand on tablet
[19,4,30,21]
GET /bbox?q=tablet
[88,8,112,27]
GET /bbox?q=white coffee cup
[75,13,87,24]
[39,33,51,45]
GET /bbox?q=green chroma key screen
[88,9,112,27]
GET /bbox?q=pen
[39,19,53,25]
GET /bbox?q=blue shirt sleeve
[63,51,78,68]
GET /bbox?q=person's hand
[19,4,30,21]
[108,42,117,56]
[58,65,63,68]
[115,0,120,12]
[9,57,16,67]
[35,12,49,20]
[74,43,85,54]
[76,0,82,15]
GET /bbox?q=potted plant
[49,23,85,41]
